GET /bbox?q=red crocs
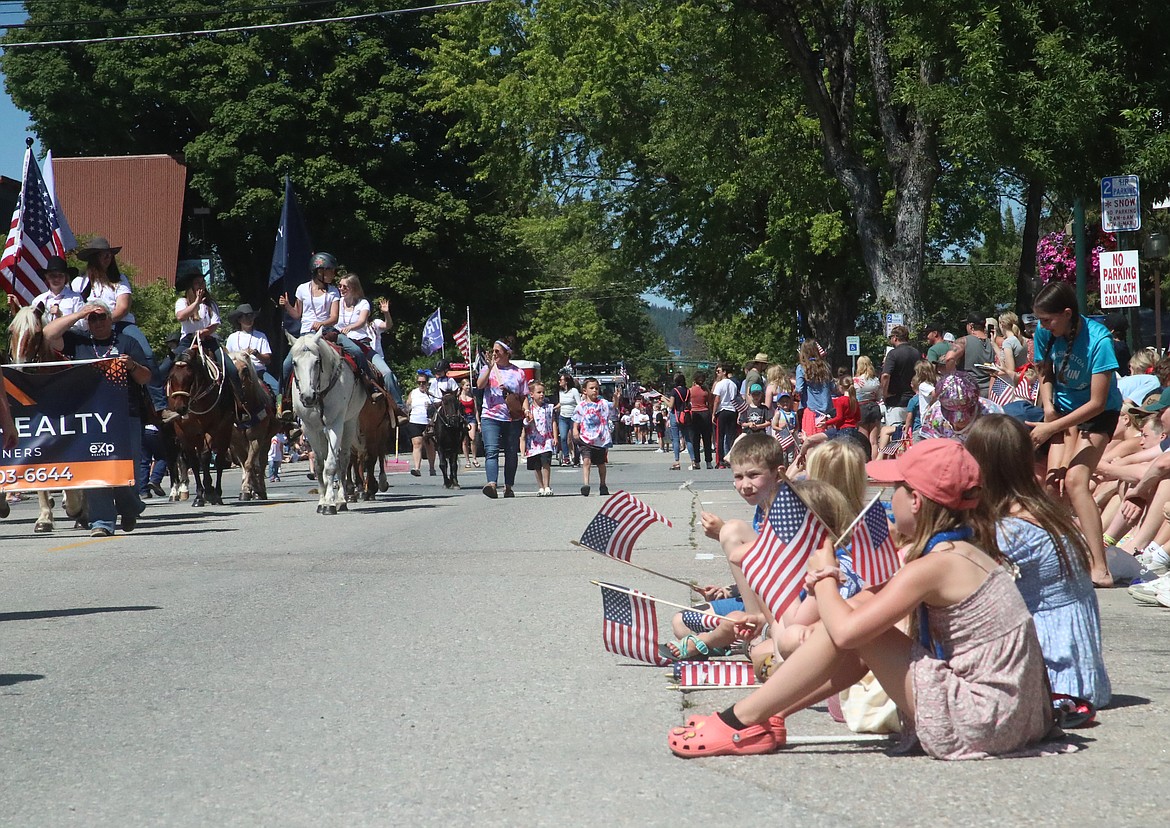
[669,713,779,757]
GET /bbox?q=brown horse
[350,394,399,501]
[228,351,276,501]
[166,345,235,507]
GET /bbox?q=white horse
[7,305,87,532]
[290,332,365,515]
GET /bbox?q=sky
[1,9,38,180]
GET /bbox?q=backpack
[675,388,692,426]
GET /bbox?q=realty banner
[0,359,135,491]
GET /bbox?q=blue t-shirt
[906,395,921,429]
[1033,316,1122,413]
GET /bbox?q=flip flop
[669,713,779,757]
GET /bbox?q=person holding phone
[943,311,995,397]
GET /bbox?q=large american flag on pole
[675,661,757,687]
[453,320,471,362]
[600,583,669,666]
[1,148,64,306]
[579,491,672,562]
[850,499,900,586]
[739,482,830,620]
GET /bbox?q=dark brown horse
[349,394,401,501]
[166,346,235,507]
[228,351,276,501]
[428,392,467,489]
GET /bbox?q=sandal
[670,463,681,470]
[659,634,721,663]
[472,458,481,467]
[1052,694,1097,728]
[669,713,779,757]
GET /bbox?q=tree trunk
[742,0,939,332]
[1016,177,1045,315]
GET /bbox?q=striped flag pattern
[579,491,672,562]
[879,438,908,458]
[453,321,471,362]
[675,661,756,687]
[739,483,830,620]
[850,499,900,586]
[1,149,64,306]
[776,429,796,452]
[679,609,722,633]
[600,583,669,666]
[990,376,1019,408]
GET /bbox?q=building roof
[51,154,187,286]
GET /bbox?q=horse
[349,394,399,501]
[428,391,467,489]
[289,332,366,515]
[228,351,276,501]
[165,344,236,507]
[6,305,87,532]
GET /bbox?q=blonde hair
[805,439,867,515]
[790,478,852,538]
[855,355,876,380]
[997,311,1022,341]
[765,364,784,387]
[912,359,937,388]
[340,274,366,300]
[1130,347,1158,376]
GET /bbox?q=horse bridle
[166,346,226,416]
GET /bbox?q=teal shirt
[1033,316,1121,413]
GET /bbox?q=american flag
[776,428,796,452]
[739,482,830,620]
[680,609,722,633]
[850,499,900,586]
[990,376,1019,408]
[471,348,487,378]
[579,491,672,561]
[879,438,908,458]
[675,661,756,687]
[1,149,65,306]
[453,320,471,362]
[600,583,669,666]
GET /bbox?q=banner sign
[0,359,135,491]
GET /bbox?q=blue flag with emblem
[268,176,313,336]
[421,308,444,355]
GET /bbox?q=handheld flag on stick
[739,482,831,620]
[579,490,673,562]
[421,308,444,355]
[1,147,65,305]
[849,495,900,586]
[675,661,756,687]
[600,582,670,666]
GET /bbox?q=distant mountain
[646,304,706,359]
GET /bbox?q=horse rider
[225,303,280,398]
[430,360,460,398]
[14,256,85,327]
[278,252,381,410]
[174,271,264,424]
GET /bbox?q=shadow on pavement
[0,606,159,623]
[1104,693,1151,709]
[348,503,438,515]
[0,674,44,686]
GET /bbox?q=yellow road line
[46,538,112,552]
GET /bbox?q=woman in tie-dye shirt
[476,339,529,499]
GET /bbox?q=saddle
[322,338,390,401]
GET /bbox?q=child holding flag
[668,440,1054,760]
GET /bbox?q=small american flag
[675,661,756,687]
[879,438,908,458]
[453,321,471,362]
[776,428,796,452]
[733,392,749,415]
[579,490,672,562]
[739,482,830,620]
[850,499,900,585]
[680,609,722,633]
[1,149,64,306]
[600,583,669,666]
[989,376,1019,408]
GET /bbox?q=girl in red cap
[668,439,1055,760]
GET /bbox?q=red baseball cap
[866,439,982,511]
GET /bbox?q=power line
[0,0,493,48]
[0,1,348,30]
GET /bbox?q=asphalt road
[0,444,1167,826]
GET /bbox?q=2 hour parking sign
[1102,175,1141,232]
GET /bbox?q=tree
[0,1,536,356]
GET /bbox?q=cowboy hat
[753,352,769,364]
[228,303,257,323]
[40,256,69,275]
[174,269,204,293]
[75,237,122,261]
